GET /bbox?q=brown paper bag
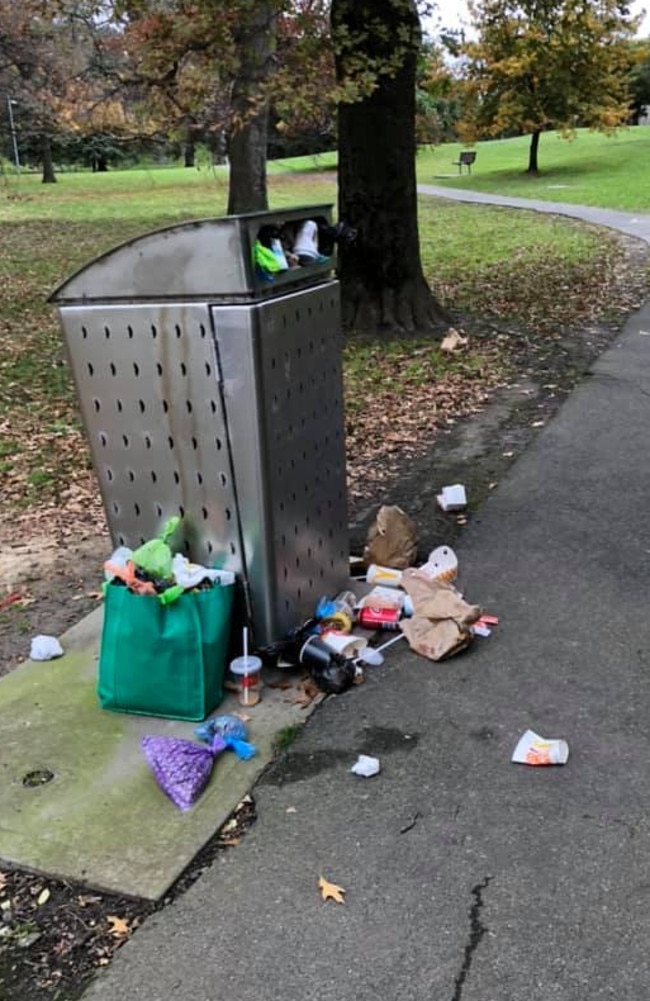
[401,570,481,626]
[400,616,472,662]
[363,505,417,570]
[399,570,481,662]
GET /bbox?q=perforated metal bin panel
[57,287,349,646]
[59,301,243,570]
[212,281,349,643]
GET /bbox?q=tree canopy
[460,0,639,172]
[0,0,149,180]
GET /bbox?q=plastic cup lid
[230,655,262,676]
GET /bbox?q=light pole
[5,95,20,172]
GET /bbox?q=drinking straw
[242,627,250,705]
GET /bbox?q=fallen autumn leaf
[318,876,346,904]
[106,916,130,938]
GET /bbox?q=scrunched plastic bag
[311,655,356,695]
[141,733,226,811]
[172,555,235,590]
[194,714,257,760]
[132,516,181,583]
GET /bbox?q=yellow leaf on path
[37,888,50,906]
[318,876,346,904]
[107,916,130,938]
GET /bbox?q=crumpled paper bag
[363,505,417,570]
[399,569,481,662]
[401,570,481,625]
[400,616,472,662]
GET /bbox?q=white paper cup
[320,631,368,659]
[366,564,403,587]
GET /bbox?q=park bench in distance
[453,151,477,174]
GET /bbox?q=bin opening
[254,215,335,284]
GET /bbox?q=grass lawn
[0,163,640,514]
[417,128,650,211]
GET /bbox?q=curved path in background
[418,182,650,244]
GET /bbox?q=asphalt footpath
[82,278,650,995]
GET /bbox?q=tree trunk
[97,154,108,172]
[227,1,274,214]
[332,0,449,337]
[184,132,195,168]
[209,130,227,165]
[41,135,56,184]
[527,130,541,173]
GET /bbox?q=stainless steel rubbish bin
[49,205,349,646]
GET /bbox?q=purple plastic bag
[141,734,226,811]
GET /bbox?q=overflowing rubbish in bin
[254,217,357,282]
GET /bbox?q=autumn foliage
[459,0,639,172]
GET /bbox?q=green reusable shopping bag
[98,581,234,721]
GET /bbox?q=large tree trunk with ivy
[331,0,449,336]
[227,1,274,214]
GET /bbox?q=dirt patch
[0,530,108,679]
[0,797,255,1001]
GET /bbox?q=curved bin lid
[49,204,334,305]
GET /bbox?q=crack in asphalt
[451,875,493,1001]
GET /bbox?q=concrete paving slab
[0,608,319,900]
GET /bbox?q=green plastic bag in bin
[98,579,234,721]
